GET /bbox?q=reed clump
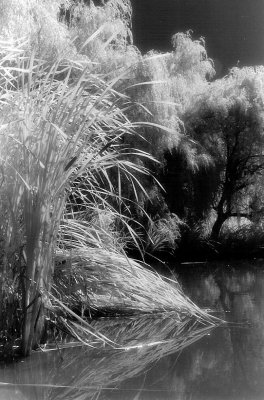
[0,37,155,356]
[51,246,221,349]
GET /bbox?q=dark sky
[131,0,264,73]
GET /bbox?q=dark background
[131,0,264,74]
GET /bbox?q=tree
[0,0,73,59]
[116,32,215,226]
[64,0,138,74]
[123,31,215,157]
[184,66,264,239]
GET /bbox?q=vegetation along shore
[1,0,263,359]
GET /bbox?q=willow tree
[184,66,264,239]
[64,0,140,74]
[109,31,215,242]
[123,31,215,157]
[0,0,74,59]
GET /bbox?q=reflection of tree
[0,388,27,400]
[176,265,264,399]
[227,272,264,396]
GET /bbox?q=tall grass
[53,248,215,316]
[0,38,154,356]
[51,246,221,350]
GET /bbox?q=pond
[1,259,264,400]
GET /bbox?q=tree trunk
[211,192,229,240]
[211,212,227,240]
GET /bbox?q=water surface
[1,260,264,400]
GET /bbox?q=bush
[145,213,182,254]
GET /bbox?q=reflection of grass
[51,322,214,400]
[2,312,217,400]
[52,247,220,345]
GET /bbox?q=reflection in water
[176,263,264,400]
[0,313,215,399]
[1,261,264,400]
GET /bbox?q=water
[1,260,264,400]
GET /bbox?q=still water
[1,260,264,400]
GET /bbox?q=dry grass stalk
[53,248,220,331]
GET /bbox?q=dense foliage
[1,0,264,357]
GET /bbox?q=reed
[49,224,221,355]
[0,38,154,356]
[52,247,219,333]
